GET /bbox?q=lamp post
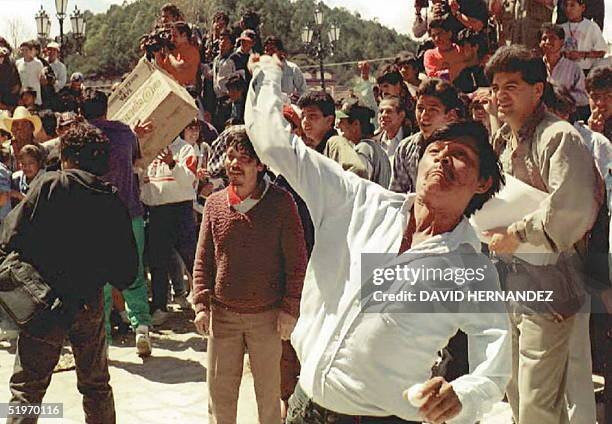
[70,5,86,54]
[55,0,69,58]
[301,2,340,91]
[36,1,87,58]
[35,6,52,47]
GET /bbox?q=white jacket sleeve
[172,143,197,190]
[448,312,511,424]
[244,58,361,226]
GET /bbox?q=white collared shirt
[380,126,404,165]
[245,58,511,423]
[227,174,271,214]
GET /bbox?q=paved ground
[0,306,537,424]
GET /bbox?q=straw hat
[3,106,42,135]
[0,110,10,134]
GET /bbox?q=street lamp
[35,6,51,43]
[70,5,86,53]
[55,0,70,57]
[302,3,340,91]
[314,5,324,26]
[301,26,314,45]
[328,24,340,45]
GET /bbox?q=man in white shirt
[263,36,307,101]
[245,55,511,424]
[45,42,67,92]
[374,96,408,164]
[15,41,43,105]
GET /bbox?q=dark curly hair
[60,122,110,176]
[418,121,504,217]
[225,125,259,162]
[297,91,336,117]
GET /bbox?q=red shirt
[423,44,462,80]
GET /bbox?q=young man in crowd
[225,74,247,124]
[264,36,307,101]
[390,79,464,194]
[45,42,66,93]
[230,29,256,83]
[395,52,422,99]
[155,21,200,87]
[2,122,138,424]
[453,29,489,94]
[80,89,153,357]
[540,23,590,122]
[560,0,606,77]
[15,41,43,106]
[485,45,599,424]
[212,29,238,130]
[245,54,511,423]
[141,122,198,326]
[336,101,391,188]
[354,63,414,130]
[586,65,611,140]
[192,126,307,424]
[297,91,368,178]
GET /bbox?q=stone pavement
[0,307,513,423]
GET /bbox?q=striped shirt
[389,132,425,194]
[545,56,589,107]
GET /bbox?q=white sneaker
[135,325,152,357]
[151,309,170,327]
[174,294,191,310]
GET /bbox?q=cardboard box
[108,57,198,167]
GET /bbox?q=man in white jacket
[245,55,511,424]
[141,136,198,325]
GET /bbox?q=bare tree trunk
[4,17,34,57]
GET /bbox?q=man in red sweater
[192,125,308,424]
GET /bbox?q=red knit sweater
[192,183,307,316]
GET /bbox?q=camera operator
[413,0,488,38]
[155,22,201,87]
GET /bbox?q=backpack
[0,250,62,327]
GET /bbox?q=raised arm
[244,56,361,226]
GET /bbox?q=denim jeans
[286,384,418,424]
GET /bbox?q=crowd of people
[0,0,611,423]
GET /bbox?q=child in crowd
[395,51,422,98]
[560,0,606,75]
[10,143,45,204]
[18,87,39,113]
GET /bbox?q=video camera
[141,26,176,61]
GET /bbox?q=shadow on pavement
[109,355,206,384]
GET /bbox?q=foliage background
[63,0,417,86]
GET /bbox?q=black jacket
[0,169,137,319]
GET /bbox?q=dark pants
[147,201,196,312]
[286,384,418,424]
[8,292,115,424]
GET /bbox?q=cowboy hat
[0,110,10,134]
[3,106,42,135]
